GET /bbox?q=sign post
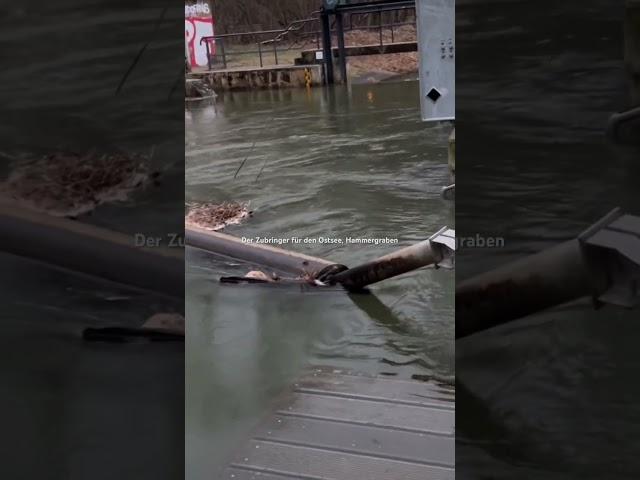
[416,0,454,122]
[416,0,455,197]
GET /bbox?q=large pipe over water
[456,209,640,339]
[455,239,604,339]
[0,200,184,299]
[185,225,335,274]
[330,238,448,291]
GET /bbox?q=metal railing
[199,5,416,71]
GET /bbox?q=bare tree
[212,0,322,35]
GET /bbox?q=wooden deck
[223,367,454,480]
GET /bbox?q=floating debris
[82,312,184,343]
[220,268,327,286]
[185,78,217,100]
[185,201,251,231]
[142,312,185,335]
[0,150,155,217]
[244,270,277,282]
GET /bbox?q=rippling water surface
[1,4,184,479]
[457,1,640,478]
[185,82,454,478]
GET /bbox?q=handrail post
[220,38,227,69]
[379,11,383,47]
[205,39,211,70]
[273,41,278,65]
[258,41,263,67]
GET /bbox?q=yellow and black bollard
[304,68,312,89]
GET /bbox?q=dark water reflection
[0,3,184,479]
[457,1,640,478]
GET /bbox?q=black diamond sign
[426,87,442,103]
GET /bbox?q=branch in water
[116,4,169,95]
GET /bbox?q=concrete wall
[192,65,323,92]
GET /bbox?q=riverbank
[342,25,418,81]
[193,25,418,90]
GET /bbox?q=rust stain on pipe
[331,240,441,291]
[456,240,606,339]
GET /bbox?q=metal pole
[205,39,211,70]
[186,226,335,275]
[448,126,455,181]
[321,9,334,84]
[186,34,192,72]
[220,38,227,69]
[456,239,604,339]
[456,208,640,339]
[273,41,278,65]
[330,239,448,291]
[336,12,348,84]
[379,11,383,47]
[0,200,184,299]
[258,41,263,67]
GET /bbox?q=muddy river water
[185,81,454,478]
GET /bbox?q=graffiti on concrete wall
[185,1,215,68]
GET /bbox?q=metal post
[258,42,263,67]
[391,23,395,43]
[448,126,455,181]
[186,35,192,72]
[379,11,383,47]
[273,41,278,65]
[321,9,334,84]
[205,40,211,70]
[336,12,348,84]
[220,38,227,69]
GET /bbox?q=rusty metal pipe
[331,239,443,291]
[185,225,335,275]
[0,200,184,298]
[456,239,607,339]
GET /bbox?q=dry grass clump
[185,201,250,231]
[0,151,153,217]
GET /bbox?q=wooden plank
[230,440,454,480]
[295,370,454,408]
[223,370,455,480]
[335,41,419,57]
[225,468,295,480]
[253,414,454,467]
[299,42,418,63]
[279,392,454,435]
